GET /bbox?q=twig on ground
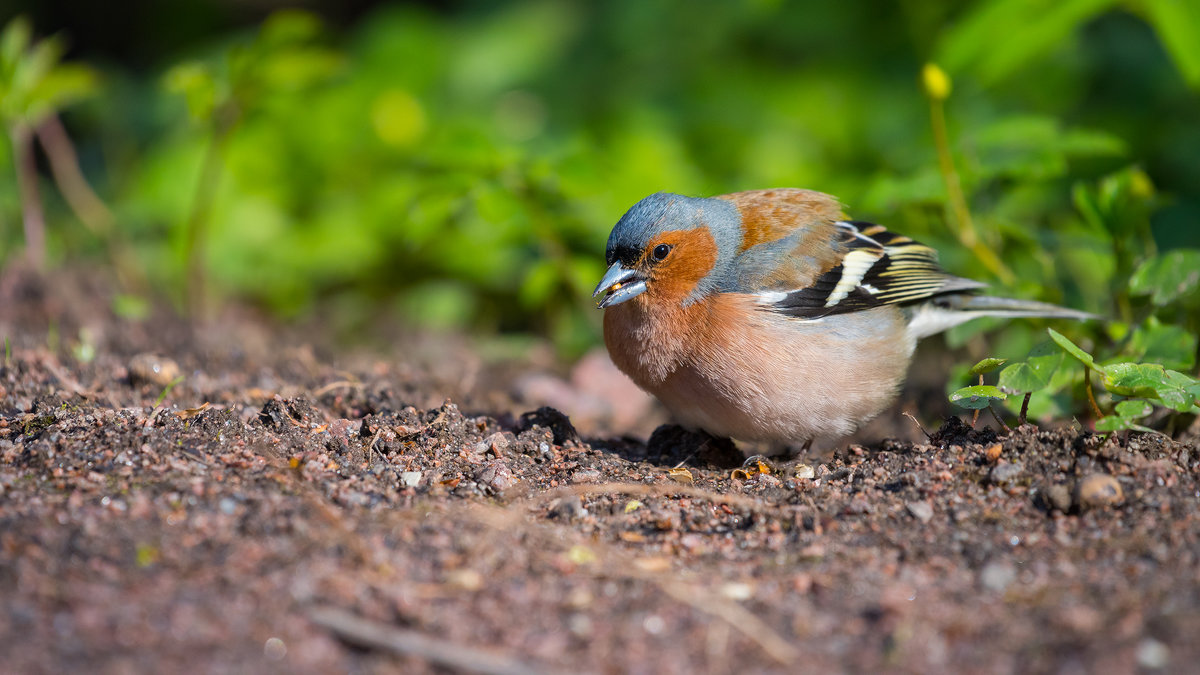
[313,380,362,398]
[901,412,932,440]
[309,606,562,675]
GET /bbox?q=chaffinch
[592,188,1095,450]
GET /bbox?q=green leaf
[1142,0,1200,88]
[1129,249,1200,306]
[1,16,32,72]
[949,385,1007,410]
[1103,362,1168,398]
[1114,399,1153,419]
[1095,415,1131,432]
[997,342,1064,394]
[1130,320,1197,370]
[1101,363,1199,411]
[936,0,1118,84]
[1048,328,1102,372]
[969,357,1007,376]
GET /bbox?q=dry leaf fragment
[667,468,694,484]
[174,402,211,420]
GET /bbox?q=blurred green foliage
[1,0,1198,366]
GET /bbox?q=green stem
[183,108,236,319]
[11,123,46,270]
[928,97,1014,285]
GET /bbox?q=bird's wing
[767,221,984,319]
[718,190,983,318]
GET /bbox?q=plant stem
[928,97,1014,284]
[183,110,235,319]
[11,123,46,270]
[36,114,146,293]
[987,403,1012,433]
[1019,392,1031,426]
[1084,370,1104,420]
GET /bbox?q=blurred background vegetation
[1,0,1198,378]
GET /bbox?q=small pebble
[989,461,1023,485]
[1045,484,1073,512]
[400,471,422,488]
[1075,474,1123,509]
[263,637,287,661]
[549,496,586,520]
[793,464,815,480]
[980,561,1016,592]
[906,500,934,523]
[128,354,181,388]
[1136,638,1170,669]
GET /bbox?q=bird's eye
[651,244,673,262]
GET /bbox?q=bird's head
[592,193,742,309]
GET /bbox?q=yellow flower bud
[922,63,952,100]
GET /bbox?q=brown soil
[2,271,1198,674]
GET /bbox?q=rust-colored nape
[720,189,844,253]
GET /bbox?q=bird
[592,188,1095,452]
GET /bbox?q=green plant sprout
[154,375,186,408]
[952,327,1199,434]
[163,10,342,318]
[0,16,99,270]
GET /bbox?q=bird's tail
[906,294,1100,340]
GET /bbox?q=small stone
[128,354,181,388]
[906,500,934,523]
[549,496,586,520]
[989,461,1024,485]
[980,561,1016,592]
[1136,638,1169,670]
[1045,484,1073,512]
[571,469,601,484]
[400,471,422,488]
[793,464,815,480]
[474,431,512,457]
[718,582,754,601]
[984,443,1003,463]
[1075,473,1123,509]
[475,461,514,492]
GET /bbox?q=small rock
[128,354,181,388]
[906,500,934,523]
[989,461,1024,485]
[1136,638,1170,670]
[475,461,514,492]
[549,496,586,520]
[1045,484,1073,512]
[474,431,512,457]
[793,464,815,480]
[980,561,1016,592]
[400,471,422,488]
[571,469,601,484]
[1075,473,1123,509]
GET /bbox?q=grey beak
[593,262,648,308]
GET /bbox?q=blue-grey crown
[604,192,743,303]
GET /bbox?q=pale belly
[608,301,918,445]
